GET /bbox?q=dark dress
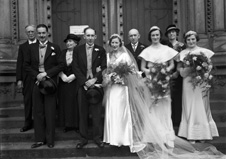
[58,49,79,129]
[168,41,186,127]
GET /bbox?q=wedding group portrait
[0,0,226,159]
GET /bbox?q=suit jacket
[24,41,65,83]
[16,40,38,82]
[125,42,146,70]
[72,44,107,88]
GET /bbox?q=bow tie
[86,45,94,49]
[39,44,47,49]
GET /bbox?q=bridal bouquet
[145,62,171,103]
[103,62,136,86]
[183,52,213,88]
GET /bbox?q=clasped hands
[59,72,76,83]
[36,72,47,85]
[84,78,97,90]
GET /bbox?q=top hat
[86,86,104,104]
[64,34,81,43]
[165,24,180,36]
[38,77,57,95]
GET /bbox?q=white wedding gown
[102,47,226,159]
[103,52,133,146]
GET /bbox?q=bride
[102,33,226,159]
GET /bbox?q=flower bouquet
[103,62,136,86]
[183,52,213,89]
[145,62,171,103]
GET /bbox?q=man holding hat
[72,27,107,149]
[165,24,186,127]
[25,24,65,148]
[58,34,81,133]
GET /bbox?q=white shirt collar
[28,39,37,44]
[39,40,48,45]
[131,42,138,47]
[86,43,94,48]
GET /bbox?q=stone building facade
[0,0,226,103]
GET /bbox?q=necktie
[86,46,93,78]
[132,44,136,52]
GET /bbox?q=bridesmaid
[178,30,219,143]
[139,26,178,148]
[58,34,81,133]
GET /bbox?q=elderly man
[125,28,146,71]
[16,24,38,132]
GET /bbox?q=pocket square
[51,52,56,56]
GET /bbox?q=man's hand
[37,72,47,81]
[17,80,23,89]
[85,78,97,88]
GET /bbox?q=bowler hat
[165,24,180,37]
[38,77,57,95]
[86,86,104,104]
[64,34,81,43]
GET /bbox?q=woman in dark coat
[58,34,81,132]
[164,24,186,127]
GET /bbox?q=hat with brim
[165,24,180,37]
[64,34,81,43]
[86,86,104,104]
[38,78,57,95]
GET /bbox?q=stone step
[1,139,225,159]
[0,128,79,143]
[0,105,24,118]
[1,140,137,159]
[1,123,226,143]
[0,116,24,129]
[1,101,225,118]
[210,100,226,110]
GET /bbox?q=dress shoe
[31,142,45,148]
[76,140,88,149]
[94,140,104,148]
[20,125,32,132]
[63,127,74,133]
[47,144,54,148]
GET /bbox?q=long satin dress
[103,52,133,146]
[138,44,178,147]
[178,47,219,140]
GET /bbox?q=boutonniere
[94,48,99,51]
[51,52,56,56]
[140,45,145,48]
[51,46,55,51]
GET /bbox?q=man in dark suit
[24,24,65,148]
[16,24,37,132]
[72,27,107,149]
[125,29,146,71]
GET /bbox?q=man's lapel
[92,45,98,63]
[81,45,87,66]
[44,42,52,61]
[34,43,40,61]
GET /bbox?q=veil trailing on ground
[103,34,226,159]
